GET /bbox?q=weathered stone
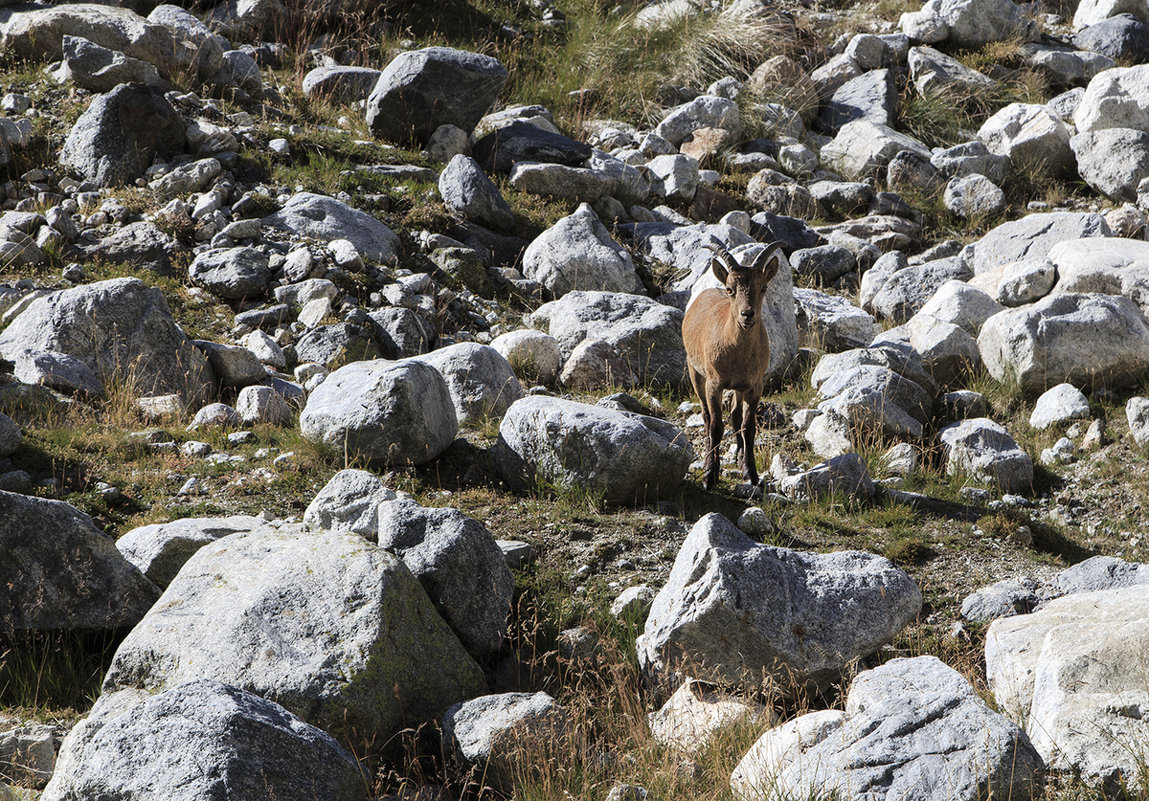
[522,204,643,297]
[102,528,486,745]
[116,515,266,589]
[299,359,457,466]
[438,154,514,231]
[648,679,768,755]
[495,396,692,503]
[489,329,563,385]
[638,513,920,694]
[263,192,400,265]
[1071,127,1149,202]
[939,417,1034,494]
[0,491,160,630]
[967,212,1113,275]
[977,102,1074,176]
[301,65,381,103]
[413,342,523,425]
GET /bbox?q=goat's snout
[738,307,756,327]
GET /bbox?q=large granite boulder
[115,515,266,589]
[978,292,1149,393]
[521,204,644,297]
[495,396,693,503]
[366,47,507,144]
[263,192,400,265]
[299,359,457,466]
[0,277,214,404]
[102,528,486,745]
[637,514,921,695]
[0,491,160,631]
[40,680,366,801]
[731,656,1043,801]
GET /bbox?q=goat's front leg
[738,393,760,486]
[703,383,724,490]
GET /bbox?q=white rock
[1029,382,1091,429]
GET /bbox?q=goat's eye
[726,287,735,296]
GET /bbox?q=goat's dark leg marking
[740,393,761,485]
[704,383,724,490]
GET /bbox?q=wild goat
[682,244,784,490]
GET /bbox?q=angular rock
[527,291,686,387]
[1073,13,1149,62]
[967,212,1113,275]
[442,692,568,791]
[13,349,104,397]
[495,396,692,503]
[997,257,1057,306]
[977,102,1073,176]
[367,307,435,359]
[1074,64,1149,133]
[41,680,366,801]
[986,584,1149,783]
[0,491,160,630]
[86,220,187,277]
[978,292,1149,392]
[655,95,741,146]
[793,288,877,352]
[473,120,592,174]
[115,515,266,589]
[933,0,1037,47]
[944,173,1006,218]
[0,278,213,404]
[961,576,1042,622]
[820,119,931,180]
[366,47,507,144]
[638,513,920,694]
[931,140,1012,183]
[732,656,1043,801]
[300,359,456,466]
[820,68,896,133]
[438,154,514,231]
[102,528,486,744]
[1071,127,1149,202]
[648,679,768,754]
[59,83,184,188]
[908,45,994,98]
[303,468,400,540]
[870,256,973,323]
[263,192,400,265]
[939,417,1034,493]
[412,342,523,425]
[189,247,270,302]
[236,384,293,425]
[60,34,163,93]
[377,498,513,655]
[521,204,643,297]
[916,279,1003,335]
[300,65,381,103]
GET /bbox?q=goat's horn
[717,251,740,272]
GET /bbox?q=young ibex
[682,244,784,490]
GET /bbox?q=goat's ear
[754,243,784,283]
[710,256,729,284]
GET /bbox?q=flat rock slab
[637,513,920,695]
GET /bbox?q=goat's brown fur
[682,244,784,490]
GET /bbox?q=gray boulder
[263,192,400,265]
[997,257,1057,306]
[60,34,163,92]
[301,65,382,103]
[870,256,973,323]
[931,141,1012,183]
[933,0,1037,46]
[41,680,365,801]
[59,83,185,187]
[1030,382,1091,428]
[194,341,266,388]
[916,279,1004,335]
[731,656,1043,801]
[978,292,1149,393]
[102,528,486,744]
[908,45,994,98]
[961,577,1043,622]
[235,384,293,425]
[944,173,1006,218]
[1074,64,1149,133]
[299,359,457,466]
[1071,127,1149,202]
[473,121,592,173]
[303,468,400,540]
[0,412,21,458]
[412,342,523,425]
[0,278,213,404]
[522,204,643,297]
[655,95,741,146]
[366,46,507,144]
[146,4,227,83]
[489,329,563,385]
[820,68,897,133]
[939,417,1034,493]
[977,102,1073,176]
[377,498,513,656]
[773,452,879,500]
[13,349,104,397]
[793,288,877,352]
[967,212,1113,275]
[86,220,187,277]
[149,157,221,201]
[0,491,160,630]
[1073,13,1149,62]
[986,584,1149,784]
[495,396,693,503]
[294,323,383,366]
[442,692,568,791]
[116,515,266,589]
[438,154,514,231]
[527,291,686,387]
[189,247,270,301]
[820,119,931,179]
[1074,0,1148,29]
[368,307,436,359]
[638,514,920,694]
